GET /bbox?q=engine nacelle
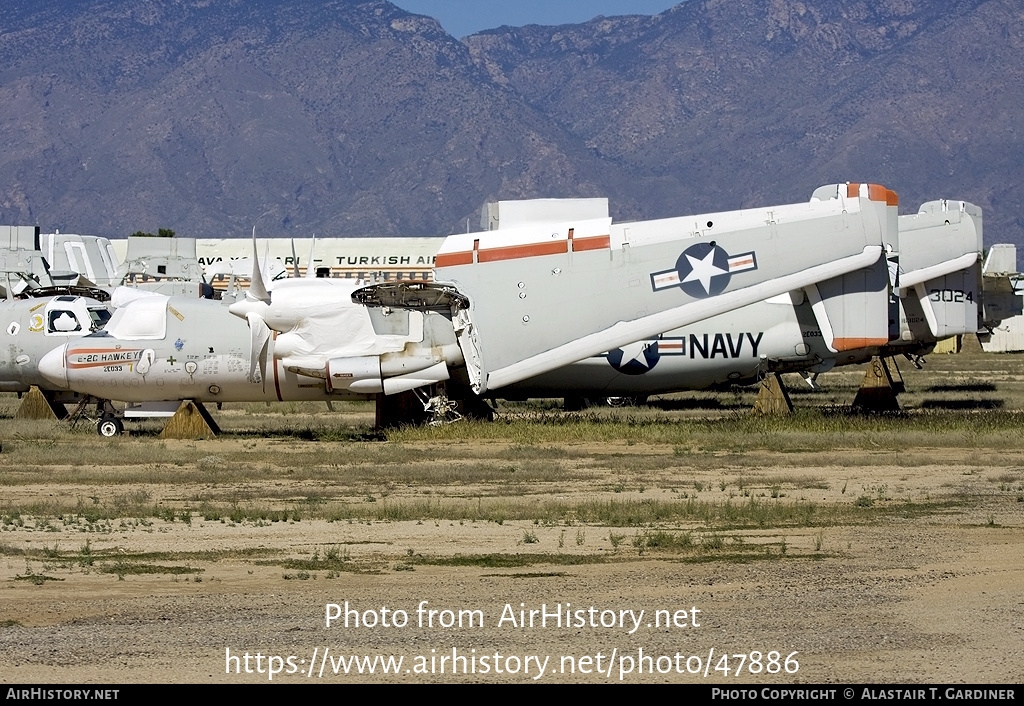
[325,356,382,394]
[325,355,451,396]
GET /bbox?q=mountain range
[0,0,1020,249]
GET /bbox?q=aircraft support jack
[158,400,221,439]
[960,333,985,354]
[752,372,793,415]
[852,357,903,412]
[14,386,69,421]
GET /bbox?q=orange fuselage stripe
[571,235,611,252]
[477,240,568,262]
[65,348,141,355]
[434,251,475,268]
[436,235,610,266]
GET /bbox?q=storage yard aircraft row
[193,237,443,285]
[0,184,1014,431]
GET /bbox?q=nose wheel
[97,416,124,437]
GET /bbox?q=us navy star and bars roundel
[650,243,758,298]
[607,341,661,375]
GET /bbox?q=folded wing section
[435,184,891,394]
[897,200,983,341]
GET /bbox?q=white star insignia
[682,249,728,294]
[618,341,654,368]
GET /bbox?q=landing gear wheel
[606,395,649,407]
[97,417,124,437]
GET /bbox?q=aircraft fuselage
[0,295,110,392]
[40,297,342,403]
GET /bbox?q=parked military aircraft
[39,232,120,287]
[0,228,217,423]
[39,184,890,429]
[0,226,57,298]
[501,194,988,405]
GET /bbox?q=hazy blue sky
[391,1,681,38]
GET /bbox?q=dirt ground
[1,449,1022,683]
[1,353,1023,684]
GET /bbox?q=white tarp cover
[104,295,169,340]
[110,286,166,308]
[264,280,421,364]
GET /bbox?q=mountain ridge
[0,0,1019,247]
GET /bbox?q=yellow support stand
[852,357,901,411]
[14,386,68,420]
[752,373,793,415]
[158,400,220,439]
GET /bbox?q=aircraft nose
[38,344,70,389]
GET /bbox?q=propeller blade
[247,224,271,304]
[290,239,301,278]
[246,312,273,389]
[305,233,317,279]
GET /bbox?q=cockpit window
[47,310,82,333]
[88,308,112,330]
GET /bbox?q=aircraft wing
[435,184,890,394]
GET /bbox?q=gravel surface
[1,470,1020,683]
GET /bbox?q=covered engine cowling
[325,356,450,396]
[326,356,382,394]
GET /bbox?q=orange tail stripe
[847,183,890,203]
[832,337,889,351]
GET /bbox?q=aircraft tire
[97,417,124,438]
[606,396,649,407]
